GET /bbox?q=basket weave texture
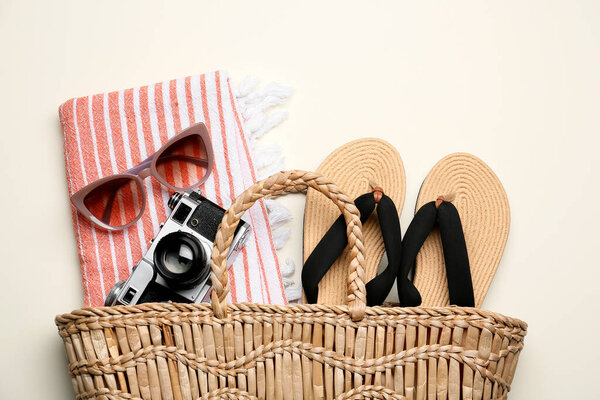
[56,170,527,400]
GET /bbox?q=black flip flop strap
[400,201,475,307]
[302,192,412,306]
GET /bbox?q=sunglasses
[71,122,214,231]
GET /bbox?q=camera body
[105,190,251,306]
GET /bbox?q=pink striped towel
[59,70,291,307]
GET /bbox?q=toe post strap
[402,199,475,307]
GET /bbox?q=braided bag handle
[210,170,367,321]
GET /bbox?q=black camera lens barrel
[153,231,209,288]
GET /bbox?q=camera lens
[162,243,194,274]
[154,232,209,288]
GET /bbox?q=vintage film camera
[105,190,251,306]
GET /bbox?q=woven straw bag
[55,170,527,400]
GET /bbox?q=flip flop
[303,138,406,305]
[302,186,421,307]
[412,153,510,308]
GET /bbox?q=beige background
[1,0,599,398]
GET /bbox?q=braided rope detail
[74,386,409,400]
[57,315,526,341]
[209,170,366,320]
[337,385,407,399]
[199,388,258,399]
[67,341,517,392]
[56,304,528,333]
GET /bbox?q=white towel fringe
[264,199,292,231]
[281,258,302,302]
[255,143,283,171]
[235,77,301,301]
[271,227,291,250]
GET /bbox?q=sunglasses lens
[84,177,143,228]
[155,134,209,189]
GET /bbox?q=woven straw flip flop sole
[414,153,510,308]
[303,138,405,305]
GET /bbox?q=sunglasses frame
[71,122,214,231]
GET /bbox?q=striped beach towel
[59,70,294,307]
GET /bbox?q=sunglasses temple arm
[157,154,209,168]
[126,155,208,176]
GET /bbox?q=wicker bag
[55,170,527,400]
